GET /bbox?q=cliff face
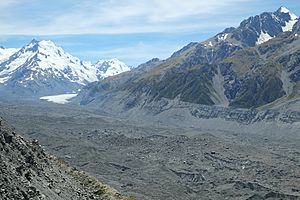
[0,117,132,200]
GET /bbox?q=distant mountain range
[0,40,130,96]
[77,7,300,112]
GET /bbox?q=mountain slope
[0,117,132,200]
[0,47,19,63]
[77,7,300,112]
[0,40,130,96]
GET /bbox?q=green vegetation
[146,65,215,105]
[231,76,285,108]
[224,48,261,76]
[51,156,135,200]
[94,185,108,196]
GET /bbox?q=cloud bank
[0,0,255,35]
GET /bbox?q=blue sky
[0,0,299,66]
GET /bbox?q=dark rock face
[0,118,76,199]
[278,50,300,82]
[230,76,286,108]
[208,7,297,49]
[230,11,288,47]
[219,62,241,100]
[293,20,300,32]
[177,42,242,69]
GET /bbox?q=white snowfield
[40,94,78,104]
[280,7,298,32]
[256,31,274,45]
[0,47,20,63]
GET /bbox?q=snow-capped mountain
[0,39,97,85]
[94,58,131,78]
[0,39,130,96]
[203,6,298,47]
[78,6,300,111]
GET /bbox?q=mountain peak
[110,58,121,62]
[276,6,298,20]
[26,39,59,50]
[30,38,39,44]
[38,40,57,46]
[96,58,123,64]
[28,40,59,50]
[220,6,299,46]
[278,6,292,14]
[94,58,131,78]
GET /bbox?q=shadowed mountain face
[78,7,300,111]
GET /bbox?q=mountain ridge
[76,7,300,121]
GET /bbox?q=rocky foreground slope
[0,101,299,200]
[0,117,133,200]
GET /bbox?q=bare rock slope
[0,117,133,200]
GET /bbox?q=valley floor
[0,99,299,200]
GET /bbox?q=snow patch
[279,7,298,32]
[256,31,274,45]
[282,17,298,32]
[279,6,291,14]
[218,33,228,41]
[40,93,78,104]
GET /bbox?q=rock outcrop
[0,117,133,200]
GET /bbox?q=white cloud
[0,0,256,35]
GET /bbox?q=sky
[0,0,299,67]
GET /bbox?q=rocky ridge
[0,117,133,200]
[76,7,300,123]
